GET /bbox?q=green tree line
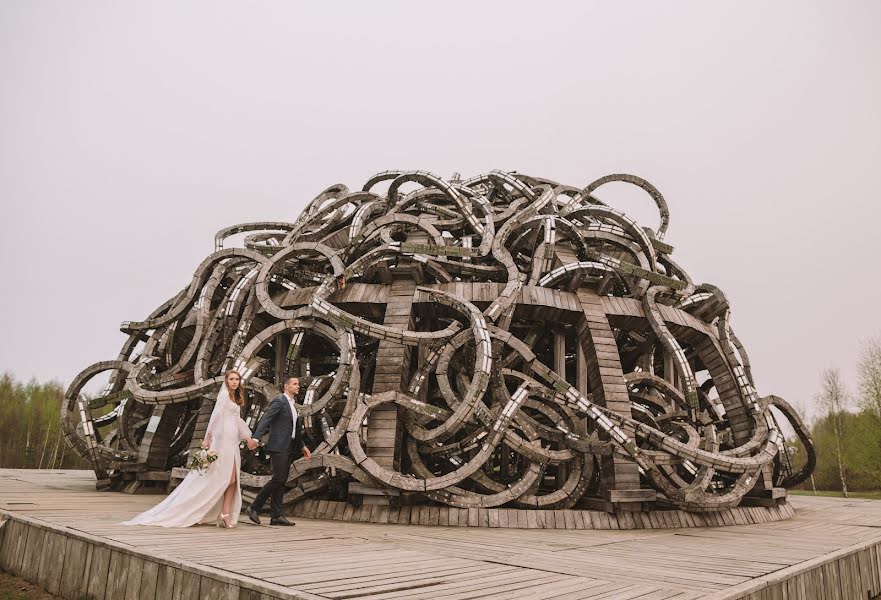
[0,373,91,469]
[788,335,881,495]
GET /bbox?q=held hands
[240,438,306,455]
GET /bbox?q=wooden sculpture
[63,171,815,526]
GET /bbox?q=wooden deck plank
[1,470,881,600]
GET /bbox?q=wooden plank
[13,522,33,576]
[140,560,159,600]
[86,544,112,600]
[36,529,65,594]
[199,576,237,600]
[0,519,22,574]
[305,562,490,595]
[105,549,131,600]
[125,555,145,600]
[3,470,881,600]
[174,570,202,600]
[59,536,89,599]
[155,563,177,600]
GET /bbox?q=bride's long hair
[225,370,246,406]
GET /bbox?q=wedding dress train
[121,386,252,527]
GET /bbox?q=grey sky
[2,1,879,418]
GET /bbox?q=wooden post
[576,288,653,511]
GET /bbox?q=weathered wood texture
[366,278,417,472]
[576,288,645,508]
[61,171,816,520]
[1,470,880,600]
[290,499,793,530]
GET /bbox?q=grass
[789,489,881,500]
[0,572,62,600]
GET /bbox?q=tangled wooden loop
[64,170,814,514]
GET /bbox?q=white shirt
[283,392,298,439]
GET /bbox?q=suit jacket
[252,394,305,454]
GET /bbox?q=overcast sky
[1,1,879,417]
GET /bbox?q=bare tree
[816,368,850,498]
[857,335,881,421]
[37,424,51,469]
[49,430,62,470]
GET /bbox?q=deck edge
[0,510,327,600]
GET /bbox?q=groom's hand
[302,446,311,459]
[247,438,259,450]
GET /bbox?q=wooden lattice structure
[62,171,815,525]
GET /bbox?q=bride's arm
[237,417,252,441]
[203,387,226,449]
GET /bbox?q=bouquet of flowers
[188,448,219,474]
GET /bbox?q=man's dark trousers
[251,441,294,519]
[252,440,295,519]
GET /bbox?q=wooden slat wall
[0,516,306,600]
[575,288,645,508]
[291,499,795,530]
[366,278,417,472]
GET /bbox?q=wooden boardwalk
[1,470,880,600]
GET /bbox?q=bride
[122,370,253,528]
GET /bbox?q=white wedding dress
[122,386,252,527]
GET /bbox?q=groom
[246,376,311,526]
